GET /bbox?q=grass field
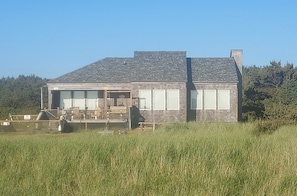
[1,122,297,195]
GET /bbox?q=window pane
[204,90,216,109]
[167,89,179,110]
[153,89,165,110]
[86,91,98,110]
[73,91,85,109]
[60,91,72,110]
[191,90,202,110]
[139,90,151,110]
[218,90,230,109]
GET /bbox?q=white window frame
[60,91,72,110]
[153,89,165,110]
[139,90,151,110]
[73,91,85,109]
[204,90,216,110]
[167,89,179,110]
[191,90,203,110]
[86,91,98,110]
[218,90,230,110]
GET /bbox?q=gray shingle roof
[48,52,239,83]
[189,58,239,83]
[50,58,133,83]
[132,51,187,82]
[49,51,188,83]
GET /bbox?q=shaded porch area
[48,89,134,129]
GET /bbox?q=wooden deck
[67,119,128,124]
[0,119,60,124]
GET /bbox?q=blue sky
[1,0,296,79]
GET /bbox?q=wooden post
[103,88,108,119]
[128,107,131,130]
[40,87,44,110]
[152,88,155,133]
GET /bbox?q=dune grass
[0,122,297,195]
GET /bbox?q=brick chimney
[230,50,243,75]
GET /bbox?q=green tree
[242,61,297,122]
[242,66,267,121]
[0,75,48,119]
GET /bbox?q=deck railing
[52,106,130,122]
[9,114,38,121]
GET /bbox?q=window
[86,91,98,110]
[191,90,202,110]
[60,91,72,109]
[73,91,85,109]
[153,89,165,110]
[218,90,230,109]
[167,89,179,110]
[204,90,216,110]
[139,90,151,110]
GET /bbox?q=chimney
[230,49,243,122]
[230,49,243,75]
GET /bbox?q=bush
[254,120,288,134]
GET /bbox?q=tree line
[0,75,48,119]
[0,62,297,121]
[243,61,297,122]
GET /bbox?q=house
[46,50,242,127]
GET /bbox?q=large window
[139,89,180,111]
[153,89,165,110]
[191,90,202,110]
[139,90,151,110]
[60,91,72,110]
[86,91,98,110]
[191,89,231,110]
[167,89,179,110]
[204,90,216,110]
[218,90,230,109]
[73,91,85,109]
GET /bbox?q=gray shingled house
[47,50,242,127]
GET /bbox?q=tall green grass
[1,122,297,195]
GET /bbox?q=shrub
[254,120,289,134]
